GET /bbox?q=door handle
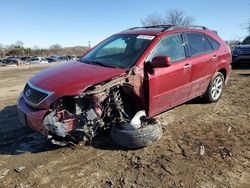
[184,64,192,69]
[212,55,217,60]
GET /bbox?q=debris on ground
[105,178,113,187]
[14,166,26,173]
[199,144,205,156]
[0,169,10,179]
[220,147,232,159]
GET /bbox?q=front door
[146,33,192,117]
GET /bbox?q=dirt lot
[0,64,249,188]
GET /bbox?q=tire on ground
[204,72,225,103]
[110,120,162,149]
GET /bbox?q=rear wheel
[204,72,224,103]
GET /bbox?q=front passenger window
[147,34,186,62]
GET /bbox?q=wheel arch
[118,84,145,117]
[217,68,227,83]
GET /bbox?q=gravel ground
[0,64,249,188]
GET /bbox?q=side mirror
[151,56,171,68]
[237,42,241,45]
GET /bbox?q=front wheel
[204,72,224,103]
[110,119,162,149]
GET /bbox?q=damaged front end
[43,97,105,146]
[42,75,144,146]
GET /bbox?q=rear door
[146,33,192,117]
[184,32,219,99]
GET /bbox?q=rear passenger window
[186,33,213,56]
[206,36,220,50]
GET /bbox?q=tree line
[0,42,88,58]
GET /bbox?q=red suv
[17,25,231,148]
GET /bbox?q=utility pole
[88,41,91,48]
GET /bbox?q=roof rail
[123,25,173,32]
[123,25,209,33]
[144,25,173,29]
[167,25,209,30]
[125,25,208,31]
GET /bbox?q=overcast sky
[1,0,250,48]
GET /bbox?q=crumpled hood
[29,61,126,97]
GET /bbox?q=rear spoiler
[212,30,218,35]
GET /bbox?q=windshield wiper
[82,59,116,68]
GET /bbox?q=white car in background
[30,57,48,64]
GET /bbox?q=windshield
[80,34,155,69]
[242,36,250,45]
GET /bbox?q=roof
[120,25,211,35]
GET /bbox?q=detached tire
[204,72,225,103]
[110,120,162,149]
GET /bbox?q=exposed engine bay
[43,75,144,146]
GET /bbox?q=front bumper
[17,94,48,135]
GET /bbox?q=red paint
[30,61,125,97]
[17,27,231,134]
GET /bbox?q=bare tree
[141,14,164,26]
[248,19,250,35]
[49,44,62,49]
[0,43,4,58]
[244,3,250,35]
[225,39,240,49]
[164,9,195,26]
[248,3,250,35]
[240,19,250,36]
[15,40,24,47]
[33,45,40,50]
[141,9,195,26]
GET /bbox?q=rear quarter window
[206,35,220,50]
